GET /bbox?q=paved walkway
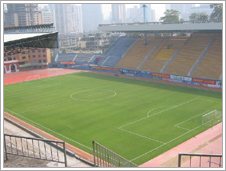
[140,123,222,167]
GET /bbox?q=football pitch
[4,72,222,165]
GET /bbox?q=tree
[159,9,182,23]
[209,4,222,22]
[189,12,209,23]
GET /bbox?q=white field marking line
[20,100,72,114]
[70,89,117,101]
[147,106,166,117]
[130,123,205,162]
[119,128,165,144]
[119,98,198,129]
[198,98,222,104]
[118,107,166,144]
[118,107,167,130]
[4,108,93,151]
[147,98,199,118]
[174,109,212,131]
[117,98,199,149]
[4,89,11,92]
[130,100,221,162]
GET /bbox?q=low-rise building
[4,48,51,70]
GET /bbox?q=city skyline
[38,4,166,21]
[4,3,215,34]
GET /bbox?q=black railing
[178,153,222,167]
[93,141,137,167]
[4,134,67,167]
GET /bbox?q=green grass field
[4,72,222,165]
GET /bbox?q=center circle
[71,89,116,101]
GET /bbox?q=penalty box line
[118,98,199,144]
[174,109,213,131]
[130,99,221,162]
[4,108,93,151]
[130,123,205,163]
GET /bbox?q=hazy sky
[38,3,166,21]
[102,4,166,20]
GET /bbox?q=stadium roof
[98,22,222,32]
[4,32,58,53]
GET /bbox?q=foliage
[189,12,209,22]
[160,9,181,23]
[209,4,222,22]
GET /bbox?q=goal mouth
[202,109,222,126]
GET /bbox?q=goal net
[25,75,41,81]
[202,110,222,126]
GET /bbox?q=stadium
[3,4,223,169]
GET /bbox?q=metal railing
[4,134,67,167]
[178,153,222,167]
[92,141,137,167]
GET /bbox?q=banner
[60,62,75,65]
[93,66,119,72]
[151,73,170,78]
[122,69,139,74]
[152,76,162,80]
[192,78,216,85]
[202,84,221,88]
[216,81,222,86]
[170,75,192,81]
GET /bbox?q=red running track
[4,68,83,85]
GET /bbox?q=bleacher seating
[192,34,222,79]
[55,53,76,62]
[164,34,214,75]
[114,33,221,80]
[140,48,175,72]
[154,49,176,60]
[116,37,162,70]
[75,54,94,64]
[140,37,185,72]
[55,33,222,81]
[200,35,222,65]
[192,63,222,79]
[98,36,139,67]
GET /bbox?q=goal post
[25,75,41,81]
[202,110,222,126]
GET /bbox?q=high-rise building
[111,4,126,23]
[5,4,42,26]
[81,4,103,33]
[71,5,83,33]
[41,8,54,24]
[51,4,83,34]
[52,4,75,34]
[126,6,140,23]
